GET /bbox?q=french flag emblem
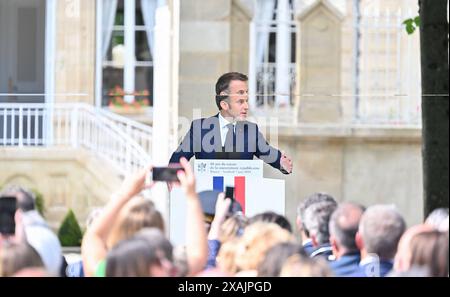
[213,176,246,214]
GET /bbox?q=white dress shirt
[218,113,236,146]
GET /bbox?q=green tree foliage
[58,209,83,247]
[403,16,420,34]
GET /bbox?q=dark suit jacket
[169,114,287,173]
[303,240,315,257]
[329,252,361,277]
[310,243,334,261]
[349,259,393,277]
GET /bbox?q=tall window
[251,0,297,109]
[100,0,157,108]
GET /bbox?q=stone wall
[261,125,423,228]
[298,1,344,123]
[0,148,122,230]
[178,0,231,120]
[54,0,96,104]
[179,0,252,122]
[230,1,251,74]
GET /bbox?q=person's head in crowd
[0,199,63,276]
[106,228,174,277]
[216,237,241,275]
[136,228,174,263]
[172,245,189,277]
[279,254,333,277]
[198,190,242,233]
[329,202,365,258]
[235,222,294,275]
[198,190,221,228]
[394,223,434,273]
[12,267,50,277]
[356,204,406,261]
[0,185,35,212]
[425,208,449,229]
[408,230,448,277]
[249,211,292,233]
[303,198,338,247]
[105,238,164,277]
[0,241,44,277]
[257,242,306,277]
[219,213,248,243]
[22,211,63,276]
[296,193,337,242]
[107,197,164,249]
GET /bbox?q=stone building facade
[0,0,423,229]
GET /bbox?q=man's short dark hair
[249,211,292,233]
[215,72,248,110]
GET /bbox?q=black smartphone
[152,165,184,182]
[225,186,235,200]
[0,196,17,235]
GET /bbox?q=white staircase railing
[97,108,153,154]
[0,103,152,176]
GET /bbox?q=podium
[169,160,285,245]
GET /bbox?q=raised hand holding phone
[151,164,185,192]
[0,197,17,241]
[175,158,196,198]
[152,165,184,182]
[0,197,17,235]
[225,186,234,200]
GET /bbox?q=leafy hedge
[58,209,83,247]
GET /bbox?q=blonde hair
[219,214,248,243]
[107,197,164,248]
[280,254,333,277]
[235,222,294,271]
[216,238,241,275]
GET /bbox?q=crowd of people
[0,158,448,277]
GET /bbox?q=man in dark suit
[328,202,365,276]
[302,196,338,261]
[169,72,293,174]
[350,205,406,277]
[296,193,338,257]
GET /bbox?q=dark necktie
[224,123,235,152]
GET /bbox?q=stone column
[297,1,343,123]
[55,0,95,104]
[275,0,291,107]
[152,4,172,226]
[179,0,232,121]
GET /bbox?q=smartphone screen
[152,166,184,182]
[225,186,235,200]
[0,196,17,235]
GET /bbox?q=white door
[0,0,45,103]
